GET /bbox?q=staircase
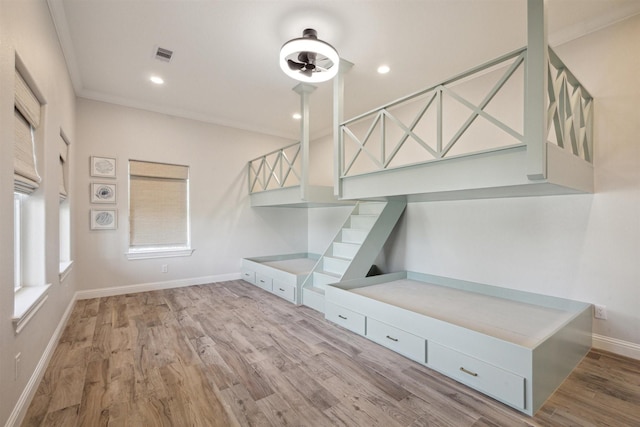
[302,200,407,313]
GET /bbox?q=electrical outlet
[161,264,168,273]
[594,305,607,320]
[15,353,21,380]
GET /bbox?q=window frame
[58,131,73,280]
[126,160,193,260]
[14,192,22,292]
[12,58,51,334]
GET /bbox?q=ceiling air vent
[154,46,173,62]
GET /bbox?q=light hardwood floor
[22,280,640,426]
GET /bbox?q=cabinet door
[273,280,295,302]
[325,302,366,335]
[428,341,525,411]
[366,318,426,364]
[255,273,273,292]
[241,269,256,285]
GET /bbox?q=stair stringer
[301,200,407,313]
[341,200,406,281]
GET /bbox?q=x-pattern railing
[340,49,527,177]
[248,142,301,193]
[340,45,594,178]
[547,48,593,163]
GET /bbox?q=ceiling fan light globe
[279,38,339,83]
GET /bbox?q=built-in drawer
[241,269,256,285]
[273,280,295,302]
[255,273,273,292]
[366,318,426,363]
[325,302,366,335]
[428,341,525,410]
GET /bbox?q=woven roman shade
[14,70,41,194]
[129,160,189,247]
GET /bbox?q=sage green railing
[339,45,593,179]
[547,48,593,163]
[248,142,301,193]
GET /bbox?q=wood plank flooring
[22,280,640,426]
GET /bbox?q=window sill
[126,248,194,260]
[59,260,74,282]
[13,284,51,334]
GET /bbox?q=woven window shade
[15,70,40,128]
[14,110,41,194]
[59,137,68,200]
[129,161,189,247]
[130,160,188,180]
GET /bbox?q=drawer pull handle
[279,288,285,291]
[260,280,265,283]
[386,335,399,342]
[338,315,348,320]
[460,367,478,377]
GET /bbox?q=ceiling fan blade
[301,68,313,77]
[298,51,317,65]
[287,59,306,71]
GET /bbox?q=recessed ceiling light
[377,65,390,74]
[150,75,164,85]
[292,113,302,120]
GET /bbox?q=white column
[293,83,316,200]
[333,59,353,197]
[525,0,549,180]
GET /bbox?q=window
[13,65,49,333]
[59,132,72,280]
[14,68,42,287]
[127,160,192,259]
[14,193,22,292]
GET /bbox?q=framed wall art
[91,182,117,204]
[90,208,117,230]
[90,156,116,178]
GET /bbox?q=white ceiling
[48,0,640,141]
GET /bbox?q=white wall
[309,133,335,186]
[74,99,309,292]
[0,0,77,424]
[377,15,640,348]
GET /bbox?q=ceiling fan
[279,28,339,83]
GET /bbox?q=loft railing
[547,48,593,163]
[339,48,527,178]
[248,141,301,193]
[339,45,593,179]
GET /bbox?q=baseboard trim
[5,294,78,427]
[592,333,640,360]
[75,273,242,300]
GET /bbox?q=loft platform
[248,82,354,208]
[248,142,351,208]
[339,142,593,202]
[250,185,342,208]
[335,45,594,202]
[325,271,592,416]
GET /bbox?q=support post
[525,0,549,180]
[293,83,316,200]
[333,59,353,198]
